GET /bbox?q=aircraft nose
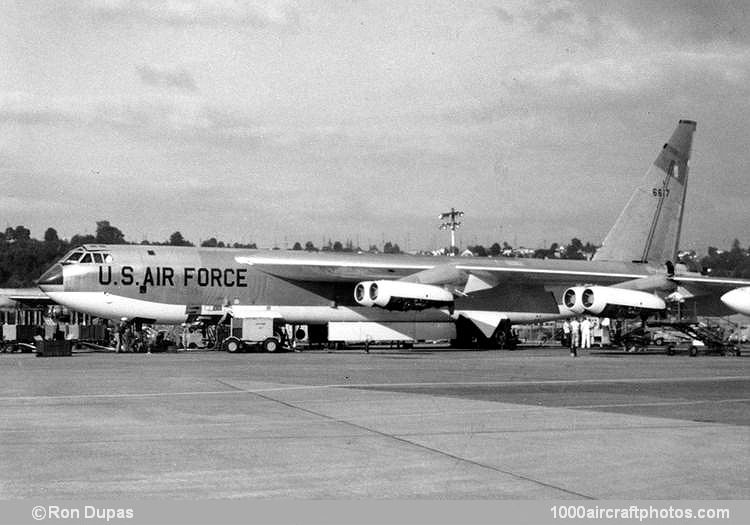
[37,263,64,289]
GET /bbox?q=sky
[1,0,749,253]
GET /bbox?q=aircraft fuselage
[38,244,665,325]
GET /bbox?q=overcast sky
[2,0,749,252]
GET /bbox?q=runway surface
[0,347,748,499]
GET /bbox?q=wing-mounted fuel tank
[354,280,454,311]
[721,286,750,316]
[563,285,666,317]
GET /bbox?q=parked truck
[221,316,286,352]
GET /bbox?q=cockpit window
[63,250,84,263]
[61,247,112,264]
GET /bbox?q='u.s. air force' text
[99,266,248,287]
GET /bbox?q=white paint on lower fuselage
[43,292,454,325]
[45,291,190,324]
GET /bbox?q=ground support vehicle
[219,316,287,353]
[649,320,741,356]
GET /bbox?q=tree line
[1,221,748,288]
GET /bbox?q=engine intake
[353,280,454,311]
[563,286,586,314]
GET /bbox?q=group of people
[112,323,152,353]
[562,317,610,357]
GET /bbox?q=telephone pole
[439,207,464,255]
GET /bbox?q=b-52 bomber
[38,120,750,350]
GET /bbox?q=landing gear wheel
[263,337,280,353]
[666,345,675,356]
[689,346,698,357]
[223,337,242,353]
[734,347,742,357]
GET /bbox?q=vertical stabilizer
[593,120,696,264]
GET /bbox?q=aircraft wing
[236,254,648,286]
[664,274,750,316]
[234,255,433,282]
[236,254,657,288]
[671,275,750,294]
[0,288,55,307]
[452,262,646,287]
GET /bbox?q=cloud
[437,45,749,130]
[514,0,750,51]
[136,65,198,91]
[0,92,77,126]
[0,91,267,145]
[511,1,606,47]
[532,6,574,32]
[492,6,514,24]
[582,0,750,46]
[82,0,300,28]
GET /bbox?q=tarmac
[0,347,748,499]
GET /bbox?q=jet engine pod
[354,281,375,307]
[562,286,586,314]
[580,286,666,316]
[354,280,454,311]
[721,286,750,315]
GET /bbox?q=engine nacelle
[579,286,666,316]
[562,286,587,314]
[721,287,750,316]
[353,280,454,311]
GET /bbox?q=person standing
[562,319,571,349]
[122,325,133,352]
[580,317,592,349]
[600,317,611,346]
[115,323,124,353]
[570,318,580,357]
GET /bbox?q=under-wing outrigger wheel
[263,337,280,353]
[223,337,243,353]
